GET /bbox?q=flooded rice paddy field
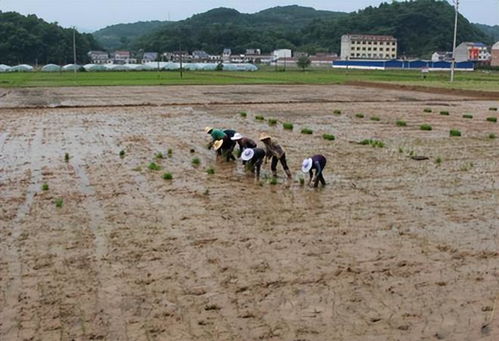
[0,84,498,341]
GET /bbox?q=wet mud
[0,84,498,340]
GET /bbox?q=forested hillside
[93,21,168,50]
[473,23,499,42]
[131,1,490,58]
[0,11,101,65]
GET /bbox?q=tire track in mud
[0,128,43,340]
[117,122,251,339]
[68,131,128,340]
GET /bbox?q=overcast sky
[1,0,497,31]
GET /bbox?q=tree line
[0,11,101,65]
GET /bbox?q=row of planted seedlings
[240,110,337,142]
[129,145,218,184]
[419,106,498,138]
[353,106,497,139]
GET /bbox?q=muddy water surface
[0,85,498,341]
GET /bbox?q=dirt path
[0,85,498,340]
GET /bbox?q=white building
[341,34,397,60]
[455,42,490,62]
[431,51,453,62]
[272,49,292,60]
[492,42,499,67]
[87,51,110,64]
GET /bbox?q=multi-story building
[455,42,490,62]
[87,51,110,64]
[272,49,292,60]
[341,34,397,60]
[492,42,499,67]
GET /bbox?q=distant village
[87,48,337,68]
[1,34,499,72]
[87,34,499,70]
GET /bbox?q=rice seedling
[355,113,364,118]
[420,124,432,131]
[269,177,278,185]
[333,110,342,116]
[255,115,265,121]
[203,189,210,196]
[55,198,63,208]
[398,147,403,153]
[41,183,49,191]
[486,117,497,123]
[283,122,294,130]
[148,162,161,171]
[299,177,305,186]
[192,157,201,166]
[322,134,335,141]
[370,116,380,121]
[463,114,473,119]
[132,166,142,172]
[440,111,450,116]
[449,129,461,137]
[239,111,247,118]
[396,120,407,127]
[460,162,474,171]
[162,172,173,180]
[268,118,277,126]
[167,148,173,156]
[64,152,70,162]
[155,152,164,159]
[488,133,496,139]
[301,128,313,135]
[435,157,442,165]
[206,168,215,175]
[119,150,125,158]
[359,139,384,148]
[423,108,432,113]
[489,107,498,111]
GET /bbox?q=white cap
[231,133,243,141]
[241,148,255,161]
[301,158,313,173]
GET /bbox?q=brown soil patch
[0,85,498,341]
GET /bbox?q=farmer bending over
[302,154,327,187]
[213,138,236,162]
[241,148,266,179]
[259,133,292,179]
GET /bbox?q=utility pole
[73,27,77,76]
[450,0,459,82]
[179,42,183,79]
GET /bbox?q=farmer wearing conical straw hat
[259,132,292,179]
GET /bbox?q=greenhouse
[62,64,81,71]
[9,64,33,72]
[83,64,107,71]
[104,64,128,71]
[142,62,257,71]
[0,64,11,72]
[41,64,61,72]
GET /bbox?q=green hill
[0,11,101,65]
[473,23,499,42]
[131,1,490,58]
[301,0,489,58]
[93,20,169,50]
